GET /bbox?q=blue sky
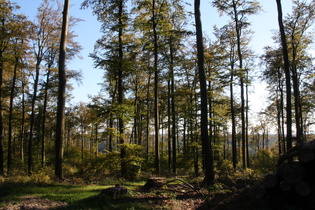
[15,0,295,111]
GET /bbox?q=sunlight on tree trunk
[55,0,70,180]
[194,0,214,186]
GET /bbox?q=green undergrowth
[0,170,264,209]
[0,179,147,209]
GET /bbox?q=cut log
[255,186,267,199]
[295,181,311,196]
[279,180,293,191]
[298,148,315,163]
[142,177,166,192]
[262,174,278,188]
[277,139,315,166]
[258,140,315,208]
[277,162,306,183]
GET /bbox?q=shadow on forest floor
[0,181,268,209]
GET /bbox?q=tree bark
[8,57,18,173]
[117,0,126,179]
[0,54,4,175]
[152,0,160,176]
[276,0,292,151]
[55,0,70,180]
[41,70,51,167]
[194,0,214,186]
[232,0,247,169]
[170,39,176,175]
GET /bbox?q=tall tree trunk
[28,61,40,175]
[0,55,4,175]
[117,0,126,179]
[167,72,171,170]
[170,39,176,175]
[20,78,26,163]
[152,0,160,176]
[55,0,70,180]
[8,57,19,173]
[276,0,292,151]
[41,70,51,167]
[232,0,247,169]
[246,78,250,167]
[145,74,151,161]
[291,59,303,143]
[230,67,237,169]
[194,0,214,186]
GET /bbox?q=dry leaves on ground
[0,196,68,210]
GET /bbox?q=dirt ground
[0,184,258,209]
[0,196,68,210]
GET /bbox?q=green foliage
[74,143,145,181]
[29,167,53,184]
[120,143,145,180]
[251,149,277,174]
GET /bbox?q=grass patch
[0,181,148,209]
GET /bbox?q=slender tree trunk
[246,79,250,167]
[41,70,51,167]
[8,57,18,173]
[230,69,237,169]
[167,73,172,170]
[117,0,126,179]
[0,55,4,176]
[55,0,70,180]
[109,115,113,152]
[146,74,151,161]
[20,79,26,163]
[276,0,292,151]
[170,39,176,175]
[152,0,160,176]
[28,61,40,175]
[195,0,214,186]
[132,78,138,144]
[232,0,247,169]
[291,61,303,143]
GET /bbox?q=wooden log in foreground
[257,140,315,209]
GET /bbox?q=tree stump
[100,184,128,199]
[142,177,166,192]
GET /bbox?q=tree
[82,0,133,178]
[28,0,60,175]
[284,0,315,143]
[194,0,214,186]
[260,46,286,155]
[213,24,239,168]
[7,17,29,173]
[212,0,261,169]
[276,0,292,151]
[0,0,27,175]
[55,0,70,180]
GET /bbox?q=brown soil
[0,196,68,210]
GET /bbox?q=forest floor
[0,177,264,210]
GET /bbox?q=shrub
[251,149,277,174]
